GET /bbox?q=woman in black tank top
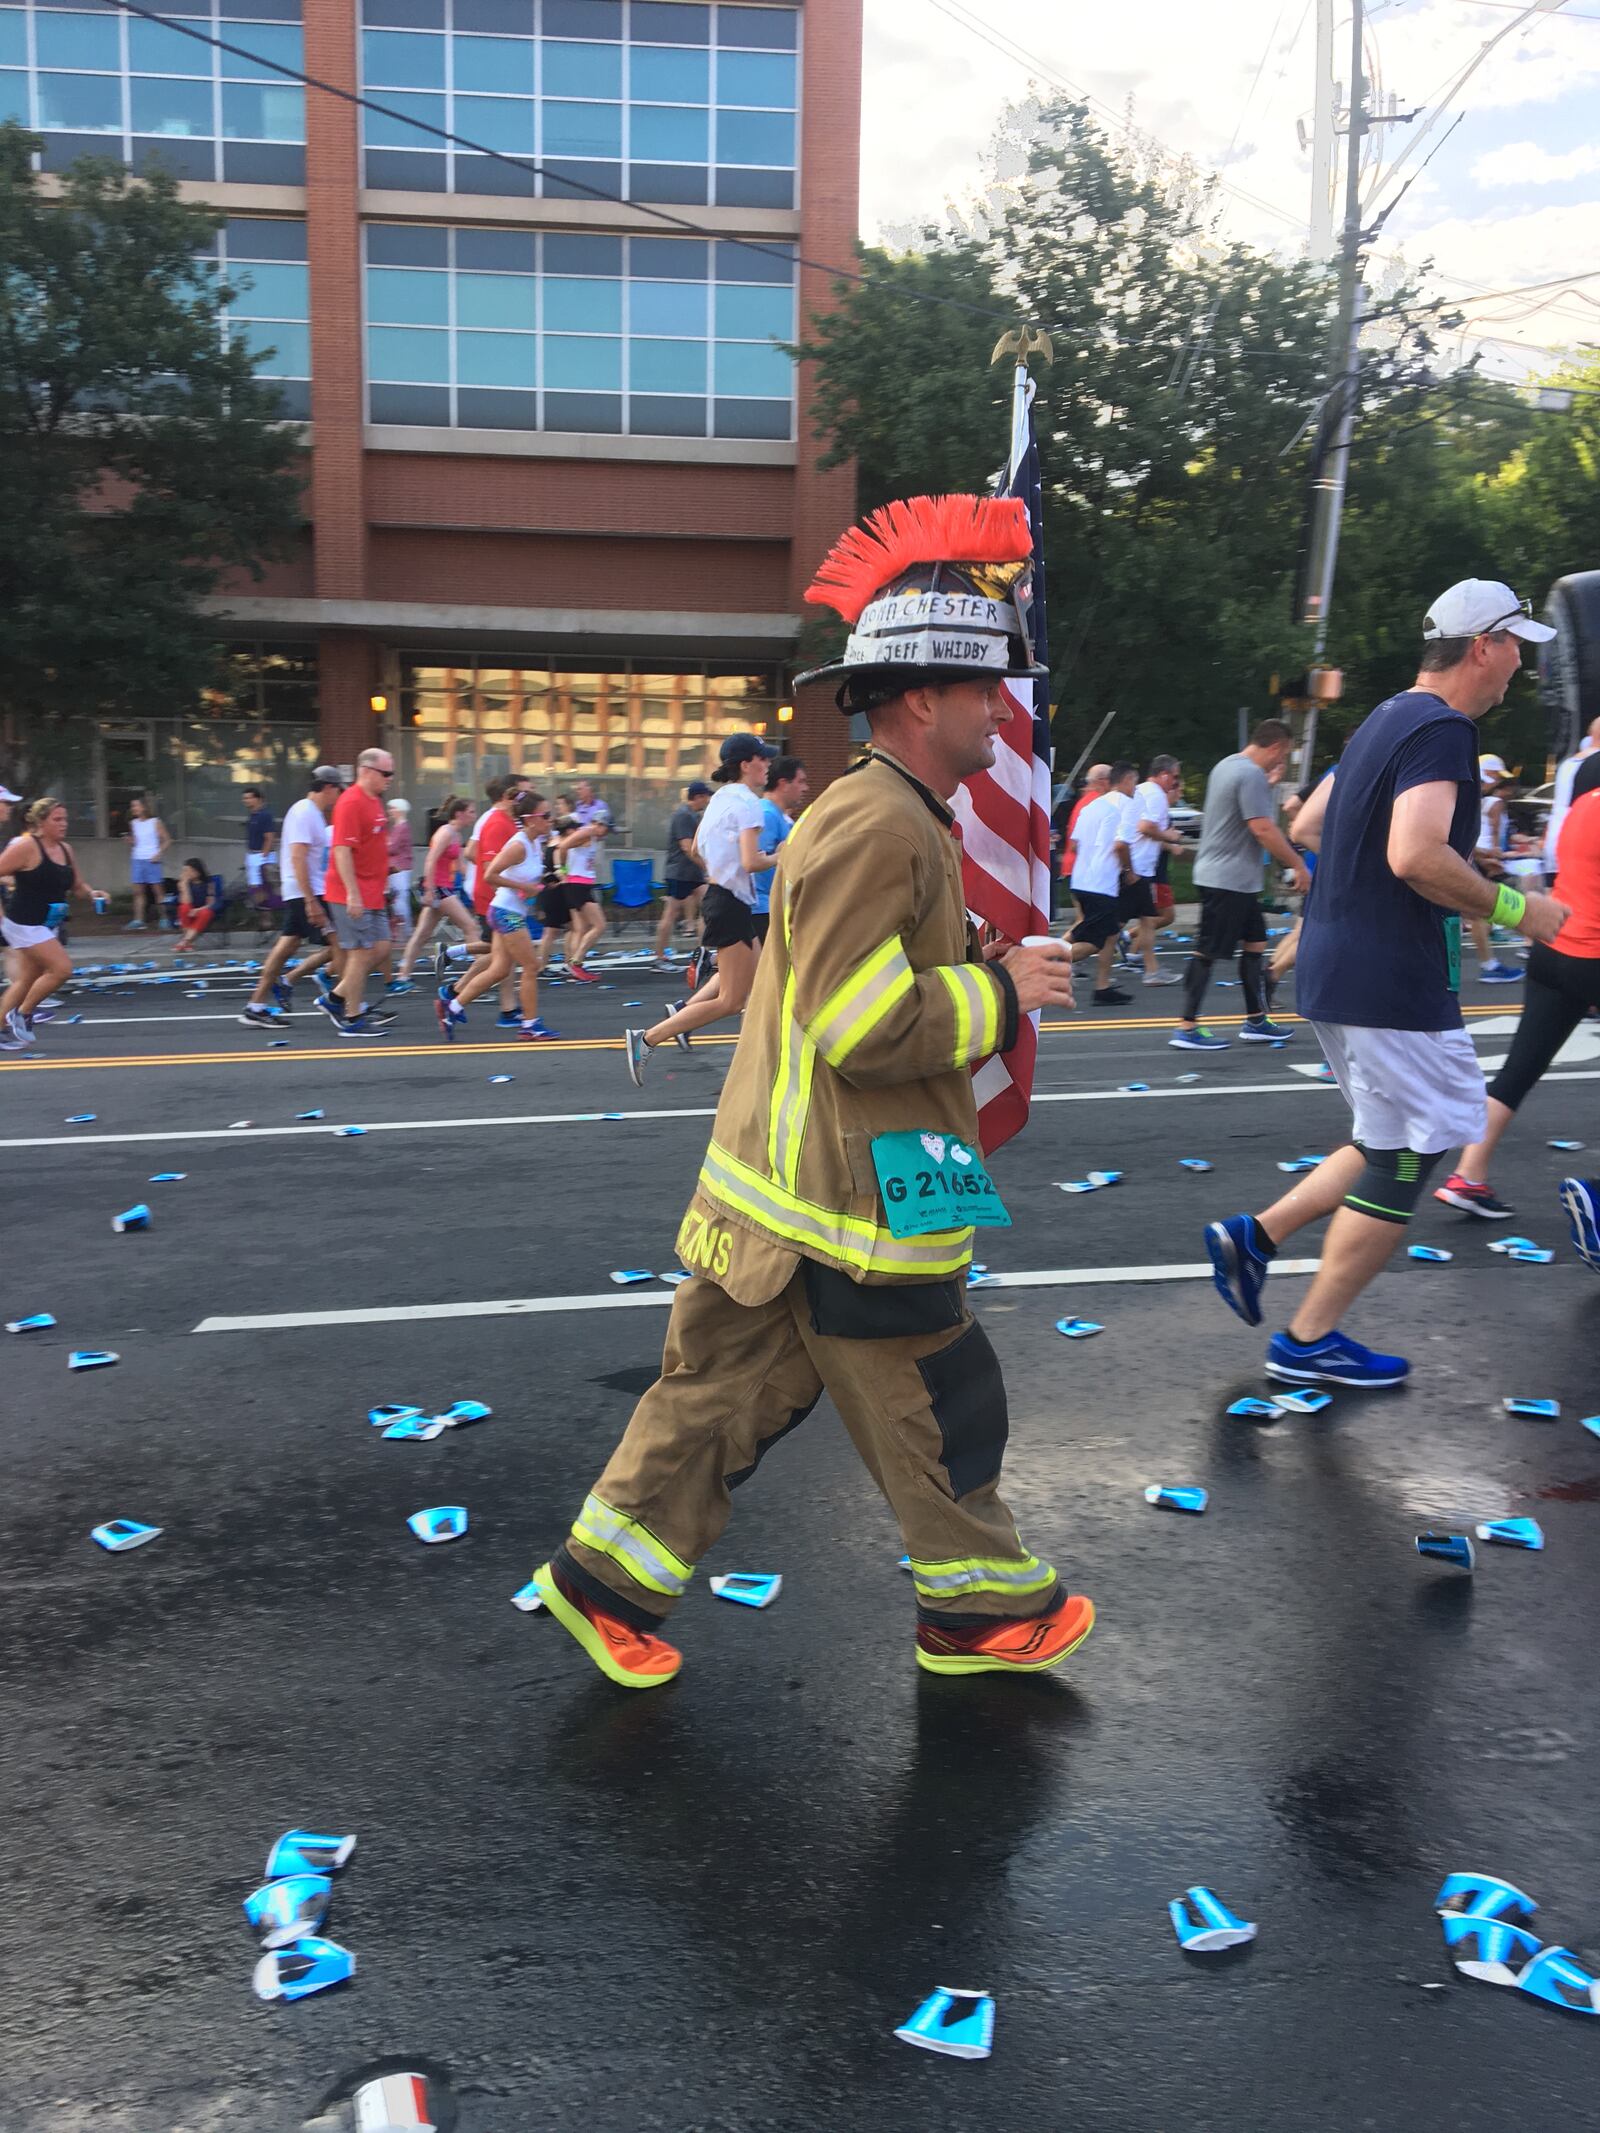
[0,796,107,1050]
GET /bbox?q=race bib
[871,1130,1011,1238]
[1444,913,1461,994]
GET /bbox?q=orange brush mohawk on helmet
[804,494,1034,624]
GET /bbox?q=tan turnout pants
[555,1261,1058,1630]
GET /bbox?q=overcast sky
[858,0,1600,381]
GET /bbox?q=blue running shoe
[1170,1027,1230,1051]
[518,1017,560,1041]
[386,978,413,996]
[1479,962,1522,984]
[1265,1328,1410,1387]
[1205,1213,1273,1326]
[1239,1017,1292,1043]
[1560,1176,1600,1273]
[495,1009,520,1027]
[271,980,293,1011]
[313,991,345,1027]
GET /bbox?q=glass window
[632,2,709,41]
[366,264,449,324]
[545,333,620,389]
[367,221,449,266]
[456,227,535,271]
[543,274,621,332]
[362,86,443,144]
[363,0,445,26]
[233,317,311,376]
[541,97,620,156]
[630,393,707,437]
[628,44,707,101]
[455,270,537,329]
[129,76,212,135]
[629,278,705,336]
[715,107,790,165]
[127,19,210,75]
[37,72,121,130]
[369,323,450,382]
[543,0,622,35]
[713,281,790,339]
[456,329,535,386]
[714,396,789,439]
[449,33,532,94]
[715,48,793,106]
[544,389,621,431]
[714,338,792,396]
[0,69,29,124]
[542,37,620,97]
[224,260,309,317]
[629,336,705,393]
[629,102,705,160]
[220,23,303,80]
[717,5,796,48]
[543,232,621,275]
[226,216,308,261]
[452,92,533,151]
[34,11,121,70]
[362,28,444,86]
[631,236,707,279]
[714,236,792,283]
[452,0,529,30]
[222,82,304,137]
[0,14,26,68]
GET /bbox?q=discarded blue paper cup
[1227,1396,1282,1419]
[368,1405,423,1429]
[252,1936,355,2004]
[1121,1082,1150,1093]
[1486,1236,1539,1255]
[1548,1139,1585,1152]
[1169,1886,1257,1952]
[893,1987,995,2060]
[489,1075,513,1084]
[383,1415,448,1441]
[338,1126,367,1138]
[266,1830,355,1880]
[1174,1071,1202,1083]
[1145,1484,1207,1514]
[1274,1388,1333,1415]
[1416,1531,1475,1570]
[1441,1912,1541,1985]
[65,1113,97,1124]
[69,1350,119,1371]
[1506,1246,1555,1263]
[659,1270,692,1287]
[111,1204,152,1233]
[408,1506,468,1545]
[1582,1415,1600,1440]
[509,1580,546,1613]
[897,1555,912,1572]
[1503,1397,1560,1419]
[296,1109,325,1121]
[148,1173,186,1184]
[709,1573,782,1608]
[437,1399,490,1427]
[6,1313,56,1333]
[1179,1158,1213,1172]
[1474,1517,1544,1551]
[1408,1244,1452,1263]
[1435,1870,1538,1924]
[1515,1945,1600,2014]
[243,1872,332,1951]
[610,1269,654,1285]
[90,1519,161,1552]
[1056,1180,1101,1194]
[1086,1169,1123,1187]
[1055,1317,1103,1339]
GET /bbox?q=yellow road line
[0,1004,1513,1073]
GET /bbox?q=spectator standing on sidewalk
[124,797,171,931]
[1171,720,1308,1052]
[242,786,277,908]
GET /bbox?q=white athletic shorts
[245,852,267,888]
[1311,1021,1487,1155]
[1,916,58,951]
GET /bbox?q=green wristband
[1491,882,1526,930]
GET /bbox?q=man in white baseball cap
[1203,575,1567,1387]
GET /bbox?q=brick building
[5,0,861,859]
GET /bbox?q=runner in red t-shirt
[319,747,399,1036]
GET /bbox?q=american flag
[952,377,1053,1155]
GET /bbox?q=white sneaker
[1142,971,1181,986]
[2,1008,35,1050]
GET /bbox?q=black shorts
[1196,886,1267,960]
[537,883,571,926]
[751,910,771,943]
[1119,876,1156,921]
[1070,889,1122,950]
[663,875,702,903]
[701,883,758,951]
[279,897,329,942]
[564,883,596,911]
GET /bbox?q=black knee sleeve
[1343,1143,1443,1225]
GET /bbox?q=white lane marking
[43,1011,324,1028]
[191,1256,1324,1334]
[9,1069,1600,1156]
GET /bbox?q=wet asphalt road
[2,945,1598,2131]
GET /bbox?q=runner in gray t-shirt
[1172,720,1309,1051]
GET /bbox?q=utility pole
[1293,0,1367,786]
[1309,0,1338,261]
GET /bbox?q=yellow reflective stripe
[570,1493,693,1598]
[909,1552,1055,1603]
[937,962,1000,1067]
[698,1141,973,1277]
[805,936,915,1068]
[768,971,797,1178]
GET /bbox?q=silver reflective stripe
[938,962,999,1065]
[911,1553,1052,1599]
[699,1142,973,1276]
[805,938,914,1068]
[572,1493,692,1597]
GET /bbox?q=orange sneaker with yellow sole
[915,1590,1095,1677]
[533,1561,683,1689]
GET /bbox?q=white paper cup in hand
[1022,933,1069,954]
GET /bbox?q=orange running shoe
[533,1560,682,1689]
[915,1590,1095,1677]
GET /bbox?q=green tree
[0,123,303,782]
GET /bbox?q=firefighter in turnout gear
[532,494,1093,1688]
